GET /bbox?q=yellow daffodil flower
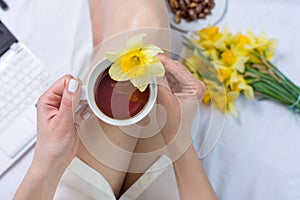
[220,49,249,73]
[184,26,280,117]
[226,71,254,100]
[218,67,232,82]
[197,26,228,51]
[234,31,277,60]
[202,80,227,113]
[105,34,165,92]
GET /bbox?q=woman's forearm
[172,145,217,200]
[14,158,65,200]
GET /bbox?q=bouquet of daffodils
[183,26,300,117]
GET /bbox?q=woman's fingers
[37,75,73,112]
[157,54,195,83]
[37,75,84,127]
[56,78,82,126]
[157,54,206,101]
[157,75,178,110]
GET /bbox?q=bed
[1,0,300,199]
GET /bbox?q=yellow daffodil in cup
[105,34,165,92]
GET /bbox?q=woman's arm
[14,76,84,200]
[122,55,217,199]
[172,145,217,200]
[158,55,217,200]
[14,159,66,200]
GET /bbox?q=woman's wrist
[14,159,66,200]
[32,150,70,174]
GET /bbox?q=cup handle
[80,85,87,100]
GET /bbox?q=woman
[14,0,217,199]
[14,54,216,200]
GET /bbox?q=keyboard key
[0,115,36,158]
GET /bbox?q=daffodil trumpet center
[120,49,147,78]
[105,33,165,92]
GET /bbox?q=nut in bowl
[166,0,228,31]
[169,0,215,23]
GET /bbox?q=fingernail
[83,112,91,120]
[68,79,78,93]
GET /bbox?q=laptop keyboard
[0,45,51,131]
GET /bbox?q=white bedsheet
[1,0,300,199]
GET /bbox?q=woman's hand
[156,55,217,200]
[35,75,82,170]
[156,54,206,144]
[14,75,90,200]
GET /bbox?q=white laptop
[0,20,52,176]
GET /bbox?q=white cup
[81,58,157,126]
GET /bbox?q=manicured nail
[83,112,91,120]
[68,79,78,93]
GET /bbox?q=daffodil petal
[105,51,123,62]
[228,103,238,117]
[244,86,254,100]
[109,63,130,81]
[137,84,149,92]
[228,91,239,101]
[130,75,151,92]
[126,34,146,50]
[233,56,249,73]
[143,44,164,57]
[145,63,165,77]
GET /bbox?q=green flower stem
[272,64,300,93]
[260,79,295,101]
[252,83,284,102]
[252,82,291,105]
[259,75,295,100]
[246,65,299,101]
[246,68,295,103]
[253,52,300,93]
[253,81,293,104]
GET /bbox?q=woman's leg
[77,0,170,197]
[121,131,170,193]
[100,0,170,40]
[88,0,103,46]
